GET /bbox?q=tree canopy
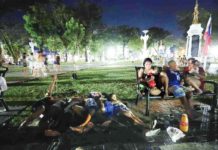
[23,1,85,55]
[0,22,29,63]
[115,25,141,58]
[147,27,170,49]
[73,0,102,61]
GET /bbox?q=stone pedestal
[186,24,203,58]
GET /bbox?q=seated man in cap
[166,60,197,118]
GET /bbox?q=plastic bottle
[180,114,189,132]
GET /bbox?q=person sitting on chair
[138,57,168,97]
[183,58,205,94]
[166,60,197,118]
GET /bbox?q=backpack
[72,73,78,80]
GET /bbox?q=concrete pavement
[6,61,136,77]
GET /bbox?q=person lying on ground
[19,75,59,128]
[70,92,124,131]
[183,58,206,94]
[138,57,169,97]
[102,93,145,126]
[42,92,147,136]
[44,99,94,136]
[85,92,147,127]
[45,92,110,136]
[80,92,111,128]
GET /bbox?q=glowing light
[104,44,123,60]
[208,45,218,57]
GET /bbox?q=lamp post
[140,30,149,58]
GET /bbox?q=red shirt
[183,66,205,90]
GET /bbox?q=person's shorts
[113,102,130,115]
[85,98,98,112]
[169,85,186,98]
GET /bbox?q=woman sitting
[138,57,169,97]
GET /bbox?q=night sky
[1,0,218,36]
[73,0,217,35]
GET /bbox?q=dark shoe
[193,104,201,111]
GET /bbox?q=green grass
[5,66,137,104]
[5,64,23,73]
[4,66,218,126]
[5,66,137,126]
[4,66,218,104]
[68,67,136,100]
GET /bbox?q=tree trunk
[122,44,125,59]
[39,41,44,52]
[1,32,16,64]
[65,51,68,62]
[0,47,3,66]
[85,48,88,62]
[14,58,18,64]
[13,48,20,64]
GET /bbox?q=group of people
[19,57,206,138]
[21,52,61,77]
[138,57,205,118]
[19,75,145,137]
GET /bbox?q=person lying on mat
[19,75,58,128]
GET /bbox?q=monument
[186,0,203,58]
[140,30,149,57]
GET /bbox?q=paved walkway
[6,61,135,78]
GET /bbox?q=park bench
[135,66,218,116]
[0,66,9,112]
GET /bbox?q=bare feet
[45,92,54,99]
